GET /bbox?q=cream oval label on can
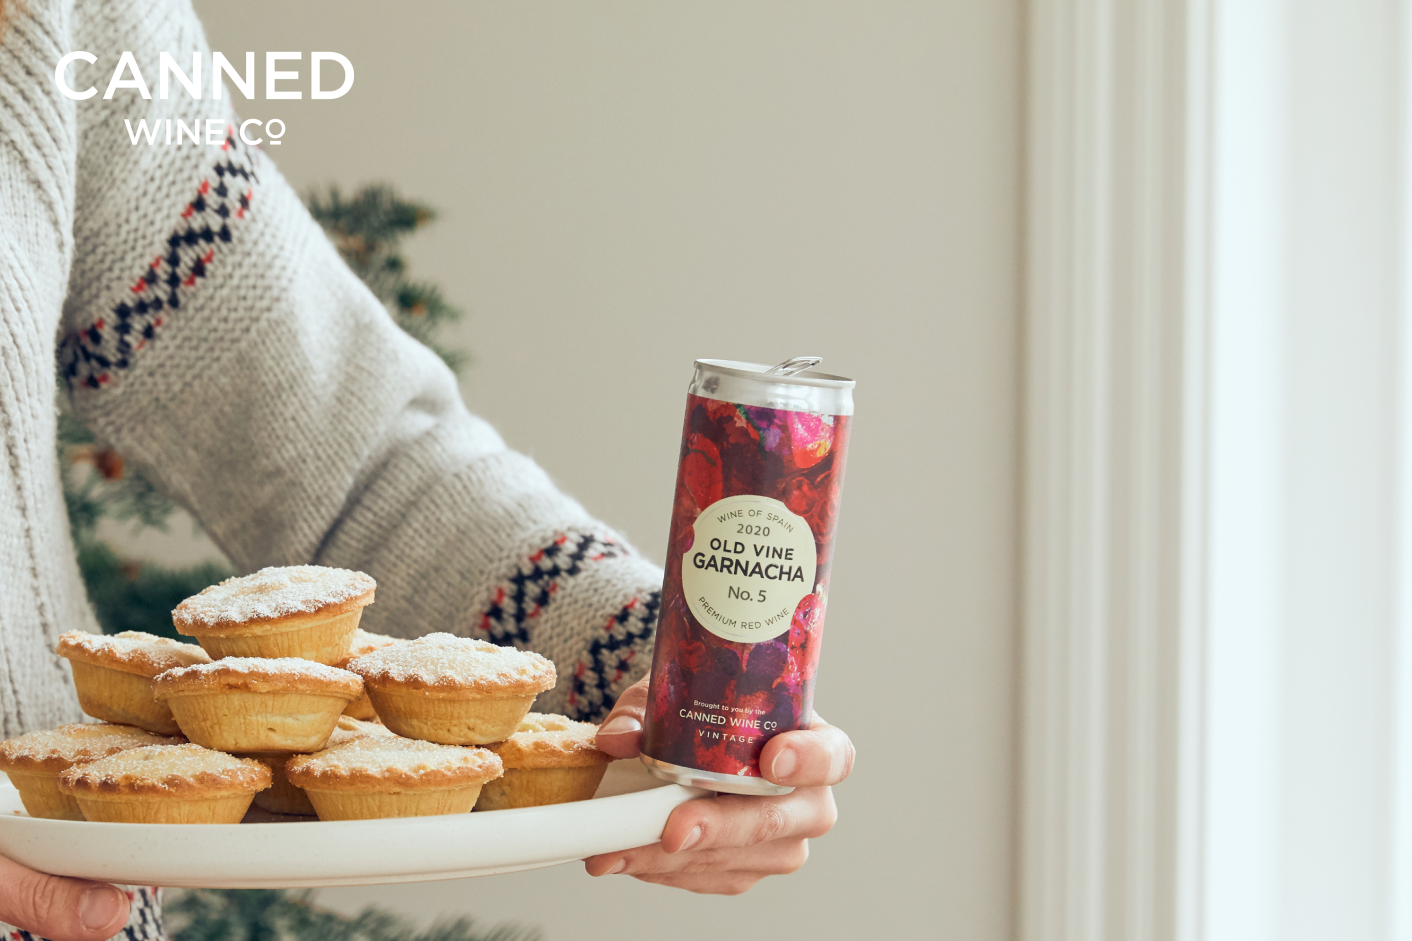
[682,495,818,644]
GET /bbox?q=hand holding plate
[585,676,854,894]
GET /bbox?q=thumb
[0,856,129,941]
[594,676,649,759]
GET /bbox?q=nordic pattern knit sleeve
[58,0,661,721]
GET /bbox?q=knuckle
[821,729,851,783]
[628,848,677,875]
[621,678,651,705]
[820,791,839,829]
[611,845,666,875]
[801,791,838,838]
[752,801,788,844]
[781,840,811,874]
[7,871,63,934]
[672,809,711,850]
[678,848,733,875]
[678,848,747,877]
[723,874,760,896]
[680,857,715,875]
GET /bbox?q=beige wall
[175,3,1022,938]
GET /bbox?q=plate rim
[0,770,706,888]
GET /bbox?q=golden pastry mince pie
[58,743,271,824]
[336,629,401,720]
[346,633,555,745]
[152,658,363,753]
[0,723,184,820]
[171,565,375,664]
[475,713,615,811]
[284,736,503,820]
[250,716,396,816]
[57,631,211,735]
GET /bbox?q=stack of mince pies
[0,565,619,825]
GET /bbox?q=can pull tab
[764,356,823,377]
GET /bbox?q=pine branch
[167,889,540,941]
[76,539,231,640]
[305,183,468,373]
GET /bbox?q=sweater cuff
[461,540,661,720]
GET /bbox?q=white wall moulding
[1022,2,1195,939]
[1026,1,1409,940]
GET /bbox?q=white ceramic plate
[0,762,703,888]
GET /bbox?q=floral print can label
[640,358,854,796]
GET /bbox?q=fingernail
[771,747,798,782]
[599,716,641,736]
[80,886,124,932]
[606,858,627,875]
[678,825,703,852]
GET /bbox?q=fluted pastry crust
[172,565,375,636]
[153,658,363,701]
[347,633,554,699]
[0,724,184,774]
[58,744,271,798]
[489,713,614,770]
[285,737,502,792]
[58,631,212,678]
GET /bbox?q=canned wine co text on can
[640,357,854,795]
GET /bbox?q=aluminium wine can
[640,357,854,795]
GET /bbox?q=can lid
[694,358,856,390]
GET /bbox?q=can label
[682,495,817,644]
[642,393,850,778]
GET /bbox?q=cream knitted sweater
[0,0,662,741]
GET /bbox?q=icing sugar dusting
[155,658,362,695]
[291,736,500,776]
[338,629,400,665]
[173,565,375,626]
[58,630,210,671]
[327,717,396,748]
[62,743,269,790]
[163,657,356,682]
[493,712,609,767]
[0,724,181,764]
[515,713,592,735]
[347,633,554,686]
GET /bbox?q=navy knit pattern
[567,590,661,721]
[59,129,258,391]
[477,531,631,647]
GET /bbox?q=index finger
[759,720,855,788]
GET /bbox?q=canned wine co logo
[53,51,356,148]
[682,495,817,644]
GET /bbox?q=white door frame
[1022,2,1408,939]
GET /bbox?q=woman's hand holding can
[585,676,855,895]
